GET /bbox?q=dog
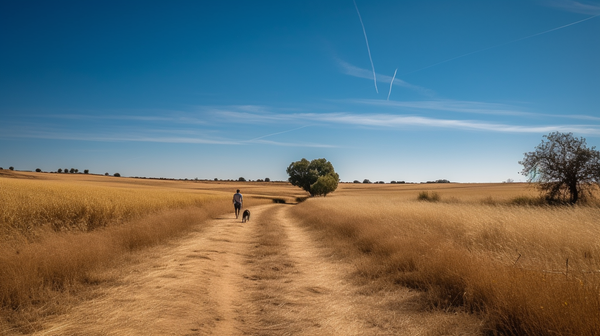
[241,209,251,223]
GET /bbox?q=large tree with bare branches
[519,132,600,204]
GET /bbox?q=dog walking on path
[242,209,250,223]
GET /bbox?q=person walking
[233,189,243,219]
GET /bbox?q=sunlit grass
[0,178,226,239]
[0,172,279,331]
[290,187,600,335]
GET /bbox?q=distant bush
[390,181,396,184]
[57,169,62,173]
[64,168,69,173]
[35,168,42,172]
[427,179,450,184]
[377,181,385,184]
[417,191,440,202]
[104,172,109,176]
[363,179,371,184]
[84,170,89,174]
[114,173,121,177]
[9,167,14,171]
[238,177,246,182]
[256,179,264,182]
[353,180,360,183]
[265,177,271,182]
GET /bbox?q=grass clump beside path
[290,192,600,336]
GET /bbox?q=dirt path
[32,204,481,335]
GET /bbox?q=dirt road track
[32,204,480,336]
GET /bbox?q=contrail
[387,68,398,100]
[404,14,600,76]
[353,0,378,93]
[246,125,308,142]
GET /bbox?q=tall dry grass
[290,189,600,335]
[0,174,272,332]
[0,178,229,240]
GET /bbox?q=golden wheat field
[1,170,599,335]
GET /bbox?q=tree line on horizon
[3,132,599,204]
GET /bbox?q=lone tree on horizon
[286,158,339,196]
[520,132,600,204]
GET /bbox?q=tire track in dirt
[244,205,371,335]
[248,204,482,336]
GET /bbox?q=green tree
[84,169,89,174]
[286,158,339,196]
[310,174,338,196]
[520,132,600,204]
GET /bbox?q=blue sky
[1,0,599,182]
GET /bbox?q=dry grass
[291,184,600,336]
[0,171,287,331]
[0,170,303,238]
[4,170,599,334]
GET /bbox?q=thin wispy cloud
[351,99,535,116]
[201,109,600,136]
[6,104,599,150]
[545,0,600,15]
[247,139,336,148]
[0,129,241,145]
[304,113,600,135]
[246,125,309,141]
[336,59,433,96]
[351,99,600,121]
[404,13,599,75]
[47,113,208,125]
[208,109,302,124]
[353,0,378,93]
[0,115,333,148]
